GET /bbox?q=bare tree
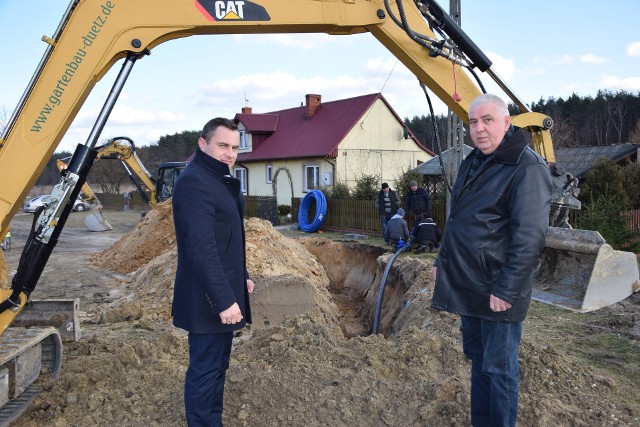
[88,159,128,194]
[606,96,628,145]
[628,119,640,144]
[546,105,578,147]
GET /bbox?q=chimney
[305,94,321,119]
[241,106,252,114]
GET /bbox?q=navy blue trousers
[185,332,234,427]
[461,316,523,427]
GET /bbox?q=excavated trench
[302,240,385,337]
[250,238,435,339]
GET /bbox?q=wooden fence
[293,198,447,236]
[293,196,640,238]
[96,191,640,237]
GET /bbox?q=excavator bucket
[84,206,112,232]
[533,227,640,312]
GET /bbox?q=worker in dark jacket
[172,117,254,426]
[431,94,551,427]
[404,180,432,222]
[375,182,401,244]
[411,216,441,253]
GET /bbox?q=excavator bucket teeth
[84,207,112,232]
[533,227,640,312]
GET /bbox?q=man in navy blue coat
[172,117,253,426]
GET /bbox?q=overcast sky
[1,0,639,153]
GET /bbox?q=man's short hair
[200,117,238,143]
[469,94,509,118]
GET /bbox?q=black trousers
[185,332,234,426]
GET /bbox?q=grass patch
[526,301,640,409]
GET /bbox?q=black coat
[404,187,432,217]
[375,189,400,216]
[431,128,551,322]
[411,218,442,244]
[172,148,252,334]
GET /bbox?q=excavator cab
[156,162,188,203]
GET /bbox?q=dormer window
[239,130,248,149]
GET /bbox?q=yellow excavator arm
[0,0,555,241]
[91,137,158,206]
[0,0,564,337]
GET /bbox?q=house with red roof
[233,93,433,206]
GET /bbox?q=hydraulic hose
[298,190,327,233]
[372,239,413,335]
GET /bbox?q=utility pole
[445,0,465,217]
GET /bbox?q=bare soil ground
[3,204,639,426]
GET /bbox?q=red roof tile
[236,93,428,162]
[235,113,279,133]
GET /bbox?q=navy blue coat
[431,128,551,322]
[171,148,252,334]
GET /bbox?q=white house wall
[336,98,432,190]
[244,158,333,206]
[239,98,432,206]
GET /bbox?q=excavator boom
[1,0,555,239]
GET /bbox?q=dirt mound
[90,210,341,334]
[14,209,640,427]
[91,200,176,273]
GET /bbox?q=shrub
[316,186,332,199]
[278,205,291,216]
[394,167,423,202]
[579,192,639,251]
[353,175,379,200]
[330,182,351,199]
[579,158,629,210]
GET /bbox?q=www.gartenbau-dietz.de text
[30,1,116,133]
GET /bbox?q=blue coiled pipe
[298,190,327,233]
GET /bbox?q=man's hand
[246,279,255,294]
[219,303,242,325]
[431,266,437,282]
[489,294,512,312]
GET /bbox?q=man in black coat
[404,180,432,222]
[172,117,254,426]
[431,94,551,427]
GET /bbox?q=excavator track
[0,327,62,427]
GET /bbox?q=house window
[266,165,272,184]
[239,130,248,149]
[303,164,320,192]
[233,167,247,193]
